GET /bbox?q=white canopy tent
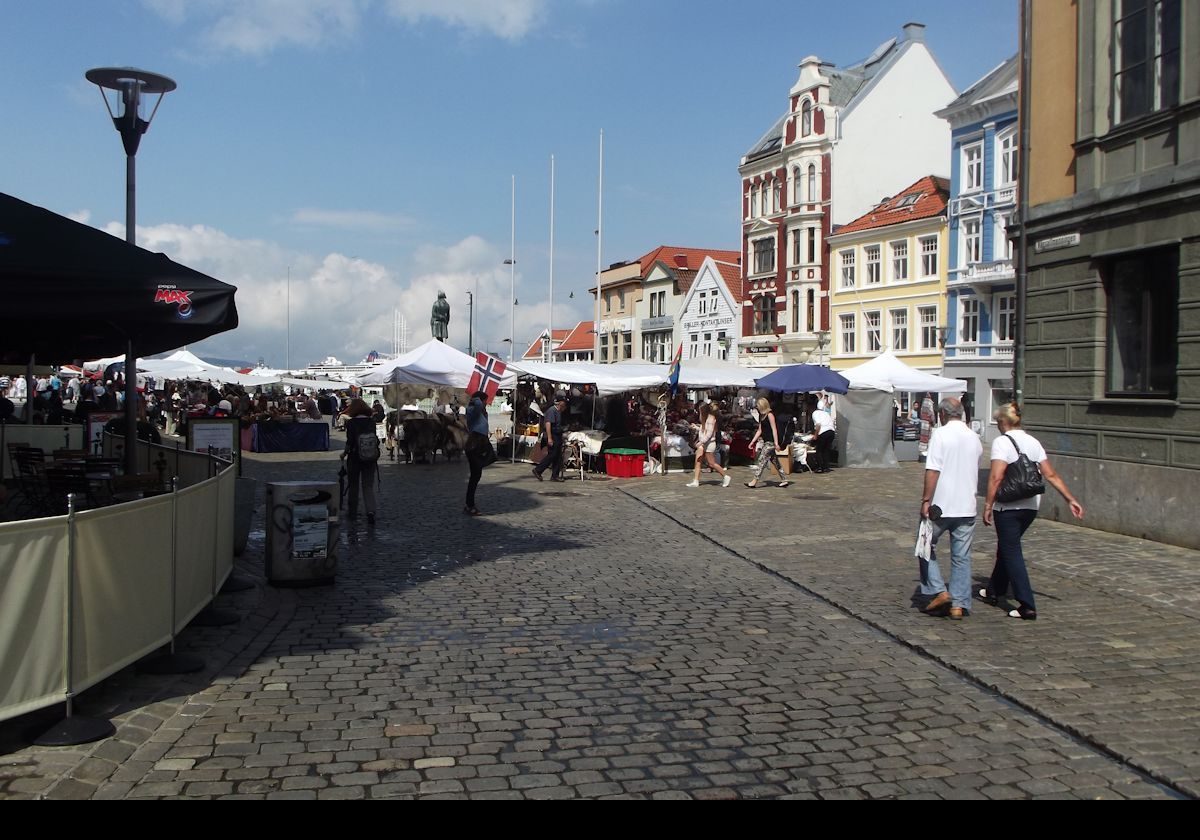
[835,352,969,469]
[356,340,516,404]
[508,358,766,395]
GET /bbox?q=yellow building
[826,176,950,408]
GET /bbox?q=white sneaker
[722,474,732,488]
[685,480,699,488]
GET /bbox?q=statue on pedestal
[431,291,450,342]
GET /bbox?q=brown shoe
[923,591,951,615]
[948,607,967,620]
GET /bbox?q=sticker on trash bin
[292,504,329,559]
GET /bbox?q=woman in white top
[980,403,1084,620]
[686,403,732,488]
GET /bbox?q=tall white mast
[548,154,555,363]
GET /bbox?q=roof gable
[831,175,949,236]
[553,321,595,354]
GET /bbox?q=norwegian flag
[467,352,507,404]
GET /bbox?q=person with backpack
[979,402,1084,621]
[341,398,380,526]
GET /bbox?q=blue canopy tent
[754,365,849,395]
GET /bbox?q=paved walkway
[1,451,1196,799]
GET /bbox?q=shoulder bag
[996,433,1045,502]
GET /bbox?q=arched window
[792,290,800,333]
[751,185,759,217]
[807,163,817,202]
[801,100,812,136]
[807,289,817,333]
[793,168,802,205]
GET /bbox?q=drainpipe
[1015,0,1033,407]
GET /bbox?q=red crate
[605,452,645,478]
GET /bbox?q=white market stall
[837,351,969,468]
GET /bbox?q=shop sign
[746,346,778,354]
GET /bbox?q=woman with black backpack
[980,403,1084,621]
[341,398,380,526]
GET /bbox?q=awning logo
[155,285,194,319]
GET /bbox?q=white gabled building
[677,257,745,362]
[737,22,957,369]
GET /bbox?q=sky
[1,0,1018,369]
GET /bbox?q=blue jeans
[989,509,1038,611]
[920,516,976,609]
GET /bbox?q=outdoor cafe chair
[43,463,97,515]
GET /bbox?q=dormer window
[801,100,813,137]
[895,193,921,209]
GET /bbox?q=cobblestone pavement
[1,450,1193,800]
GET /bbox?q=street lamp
[86,66,176,479]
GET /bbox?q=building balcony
[949,186,1017,216]
[950,260,1016,288]
[946,342,1014,360]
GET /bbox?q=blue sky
[1,0,1017,367]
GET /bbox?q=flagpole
[548,154,555,364]
[595,130,604,364]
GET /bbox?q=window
[760,184,769,216]
[807,289,817,333]
[750,185,759,217]
[961,298,980,344]
[773,180,781,213]
[689,333,699,359]
[920,235,938,277]
[995,294,1016,342]
[891,241,909,282]
[649,290,666,318]
[791,290,800,333]
[891,309,909,351]
[1105,248,1179,397]
[962,218,982,266]
[793,168,802,205]
[600,333,609,363]
[717,331,729,361]
[807,164,817,202]
[807,228,817,264]
[698,291,708,315]
[840,313,856,355]
[998,129,1018,185]
[703,332,713,358]
[1113,0,1181,125]
[919,305,939,350]
[995,212,1014,261]
[753,295,777,335]
[964,143,983,192]
[618,289,625,311]
[865,245,881,285]
[801,100,812,136]
[753,238,775,274]
[865,311,882,353]
[793,230,803,266]
[623,332,632,360]
[840,250,856,288]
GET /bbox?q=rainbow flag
[668,343,683,399]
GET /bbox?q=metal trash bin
[265,481,340,586]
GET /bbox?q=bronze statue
[431,291,450,342]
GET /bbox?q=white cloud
[99,218,559,366]
[290,208,416,233]
[143,0,547,55]
[67,210,92,225]
[382,0,547,40]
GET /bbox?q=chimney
[902,22,926,43]
[674,253,688,268]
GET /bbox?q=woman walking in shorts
[686,403,732,488]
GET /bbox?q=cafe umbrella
[0,192,238,469]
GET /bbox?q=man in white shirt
[811,396,836,474]
[919,397,983,620]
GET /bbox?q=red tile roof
[522,329,572,360]
[833,176,950,236]
[638,245,741,276]
[713,259,746,303]
[553,321,595,354]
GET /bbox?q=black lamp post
[85,67,176,477]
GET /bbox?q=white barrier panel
[0,521,68,722]
[215,468,235,586]
[174,482,219,631]
[71,496,175,688]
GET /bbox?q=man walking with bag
[532,392,567,483]
[918,397,982,620]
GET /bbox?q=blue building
[935,55,1018,443]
